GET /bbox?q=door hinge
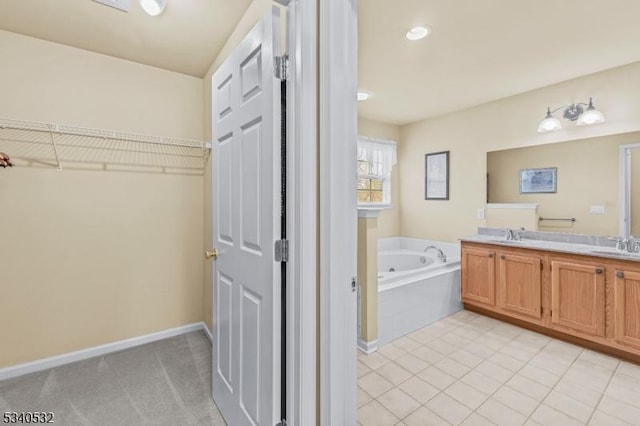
[275,55,289,80]
[351,276,358,293]
[274,239,289,262]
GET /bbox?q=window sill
[357,204,393,218]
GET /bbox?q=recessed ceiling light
[405,26,431,41]
[357,92,370,102]
[139,0,166,16]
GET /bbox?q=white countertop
[461,234,640,263]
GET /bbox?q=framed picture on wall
[425,151,449,200]
[520,167,557,193]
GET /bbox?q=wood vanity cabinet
[550,259,605,337]
[497,252,542,322]
[461,247,495,307]
[614,269,640,351]
[461,241,640,362]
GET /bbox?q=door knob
[205,249,219,260]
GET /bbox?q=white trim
[287,0,317,425]
[202,322,213,344]
[0,322,207,381]
[320,0,358,424]
[486,203,539,210]
[358,136,397,146]
[357,339,379,354]
[619,143,640,237]
[358,205,392,218]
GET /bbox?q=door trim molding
[287,1,318,425]
[619,142,640,236]
[319,0,358,424]
[0,322,208,381]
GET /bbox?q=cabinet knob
[500,255,506,260]
[617,271,625,279]
[595,268,604,275]
[488,254,494,258]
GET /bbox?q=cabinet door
[615,270,640,350]
[498,253,542,320]
[462,247,495,306]
[551,260,605,337]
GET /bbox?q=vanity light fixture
[405,26,431,41]
[357,92,370,102]
[139,0,166,16]
[537,97,605,133]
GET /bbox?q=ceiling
[0,0,253,77]
[359,0,640,125]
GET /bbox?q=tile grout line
[406,315,506,425]
[459,326,548,426]
[359,311,640,426]
[518,337,579,425]
[586,361,626,426]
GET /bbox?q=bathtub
[376,238,462,346]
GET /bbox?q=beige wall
[488,133,640,235]
[357,218,378,343]
[0,31,204,368]
[400,61,640,242]
[485,207,539,231]
[358,117,401,238]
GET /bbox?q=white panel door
[211,8,281,426]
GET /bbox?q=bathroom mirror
[487,131,640,236]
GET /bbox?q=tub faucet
[424,246,447,262]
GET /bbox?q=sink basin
[589,249,640,258]
[483,238,525,245]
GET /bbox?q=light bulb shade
[576,108,605,126]
[405,26,431,40]
[538,116,562,133]
[140,0,165,16]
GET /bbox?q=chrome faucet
[505,228,525,241]
[608,236,640,253]
[424,246,447,262]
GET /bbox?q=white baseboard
[0,322,209,381]
[357,338,378,354]
[202,322,213,344]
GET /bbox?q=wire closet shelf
[0,117,212,173]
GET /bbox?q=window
[357,137,397,205]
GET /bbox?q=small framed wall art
[425,151,449,200]
[519,167,557,193]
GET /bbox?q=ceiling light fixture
[139,0,166,16]
[357,92,370,102]
[537,97,605,133]
[405,26,431,41]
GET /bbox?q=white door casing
[211,8,281,426]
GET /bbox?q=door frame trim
[319,0,358,424]
[619,142,640,237]
[286,0,318,425]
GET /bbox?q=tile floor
[0,331,225,425]
[358,310,640,426]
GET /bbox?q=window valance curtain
[357,136,397,178]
